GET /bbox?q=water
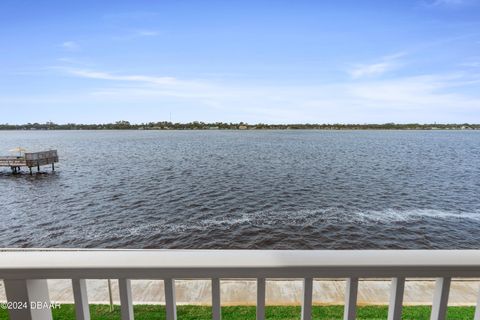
[0,130,479,249]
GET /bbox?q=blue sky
[1,0,480,124]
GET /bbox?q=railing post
[3,279,53,320]
[430,277,451,320]
[212,278,221,320]
[388,277,405,320]
[72,279,90,320]
[301,278,313,320]
[474,284,480,320]
[256,278,266,320]
[164,278,177,320]
[344,277,358,320]
[119,279,134,320]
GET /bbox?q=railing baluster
[119,279,134,320]
[430,277,451,320]
[212,278,221,320]
[344,277,358,320]
[256,278,266,320]
[301,278,313,320]
[72,279,90,320]
[4,279,52,320]
[388,277,405,320]
[164,278,177,320]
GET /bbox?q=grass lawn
[0,304,475,319]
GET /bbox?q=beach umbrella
[9,147,26,156]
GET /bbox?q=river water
[1,130,479,249]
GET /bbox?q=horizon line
[1,121,479,126]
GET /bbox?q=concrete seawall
[2,279,479,306]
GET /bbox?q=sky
[0,0,480,124]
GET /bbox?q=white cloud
[61,41,79,51]
[66,68,179,85]
[56,67,219,100]
[349,52,406,79]
[349,62,394,79]
[44,66,480,123]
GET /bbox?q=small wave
[353,208,480,223]
[58,208,480,244]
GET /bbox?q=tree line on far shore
[0,121,478,130]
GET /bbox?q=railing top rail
[2,249,480,268]
[2,249,480,279]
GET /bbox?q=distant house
[238,125,248,130]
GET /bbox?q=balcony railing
[1,249,480,320]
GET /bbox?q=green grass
[0,304,475,319]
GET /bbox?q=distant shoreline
[1,122,479,131]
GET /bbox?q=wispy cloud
[433,0,465,5]
[57,67,214,98]
[426,0,476,7]
[41,66,480,123]
[61,41,80,51]
[349,52,406,79]
[112,29,161,41]
[349,62,394,79]
[460,61,480,67]
[66,68,177,85]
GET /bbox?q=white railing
[1,249,480,320]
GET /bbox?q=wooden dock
[0,150,59,174]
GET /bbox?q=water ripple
[0,130,479,249]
